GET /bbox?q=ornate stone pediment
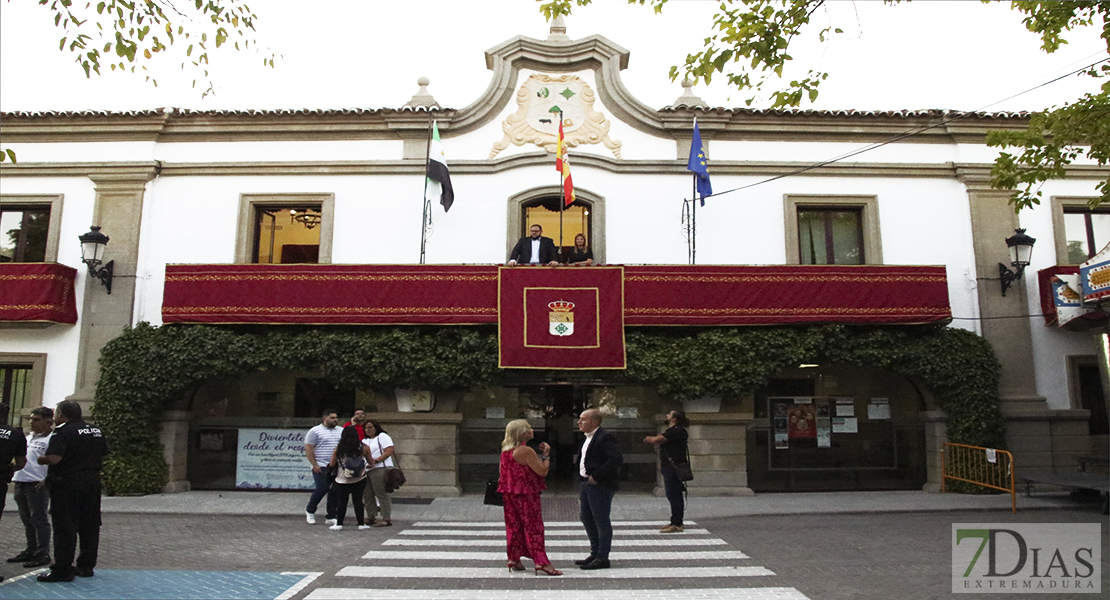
[489,73,621,159]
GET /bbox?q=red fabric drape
[162,263,952,327]
[163,264,498,324]
[498,266,626,369]
[623,265,951,325]
[0,262,78,325]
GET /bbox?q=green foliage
[35,0,277,97]
[0,148,15,163]
[987,2,1110,210]
[988,90,1110,210]
[541,0,839,108]
[627,325,1005,448]
[1011,0,1110,54]
[102,451,169,496]
[93,322,1004,494]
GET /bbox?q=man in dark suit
[508,224,560,266]
[575,408,623,570]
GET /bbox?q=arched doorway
[521,198,591,260]
[507,186,605,264]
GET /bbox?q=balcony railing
[163,263,951,327]
[0,262,78,325]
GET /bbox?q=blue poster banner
[235,428,313,490]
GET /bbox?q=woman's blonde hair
[501,419,531,452]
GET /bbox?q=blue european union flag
[687,121,712,204]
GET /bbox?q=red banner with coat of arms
[498,266,626,369]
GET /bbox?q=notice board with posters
[767,397,897,470]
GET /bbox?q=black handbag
[666,445,694,482]
[484,479,503,506]
[384,448,406,492]
[385,467,406,492]
[668,458,694,482]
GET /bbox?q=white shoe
[329,524,343,531]
[325,518,337,526]
[358,525,371,530]
[305,512,316,525]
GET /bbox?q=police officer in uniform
[0,402,28,584]
[36,401,108,583]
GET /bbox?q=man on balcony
[508,224,560,266]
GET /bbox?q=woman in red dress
[498,419,562,576]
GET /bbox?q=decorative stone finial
[547,14,570,42]
[671,78,706,108]
[405,77,440,108]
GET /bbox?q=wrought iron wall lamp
[999,228,1036,297]
[78,226,113,294]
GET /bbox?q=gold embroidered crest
[548,300,575,337]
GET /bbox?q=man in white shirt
[303,409,342,525]
[576,408,623,570]
[508,224,560,266]
[9,407,51,568]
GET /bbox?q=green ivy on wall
[93,322,1002,495]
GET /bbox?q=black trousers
[333,478,367,526]
[49,474,102,576]
[661,464,686,527]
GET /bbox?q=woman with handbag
[361,419,394,527]
[644,409,691,533]
[327,426,372,531]
[498,419,562,576]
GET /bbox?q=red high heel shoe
[534,564,563,576]
[507,560,525,572]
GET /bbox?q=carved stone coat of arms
[489,73,622,159]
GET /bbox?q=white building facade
[2,24,1106,496]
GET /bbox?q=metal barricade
[941,442,1016,513]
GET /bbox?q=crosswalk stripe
[411,521,698,528]
[308,588,810,600]
[308,519,810,600]
[397,528,710,536]
[275,572,323,600]
[336,565,776,579]
[360,550,751,560]
[383,538,727,547]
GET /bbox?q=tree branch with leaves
[2,0,278,163]
[541,0,840,108]
[987,1,1110,210]
[40,0,276,96]
[539,0,1110,210]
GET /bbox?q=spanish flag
[556,118,576,207]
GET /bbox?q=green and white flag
[426,121,454,212]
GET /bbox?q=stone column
[920,411,948,492]
[68,168,157,407]
[958,167,1045,408]
[959,166,1063,478]
[375,412,463,497]
[652,412,754,497]
[160,410,191,493]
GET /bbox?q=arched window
[507,187,605,264]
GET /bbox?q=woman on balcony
[566,233,594,266]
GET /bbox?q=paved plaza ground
[0,490,1106,599]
